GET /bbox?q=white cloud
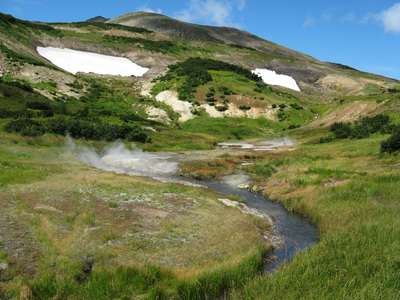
[137,3,162,14]
[380,2,400,33]
[341,12,355,22]
[174,0,245,27]
[303,10,332,28]
[303,16,315,27]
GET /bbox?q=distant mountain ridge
[86,16,110,23]
[0,10,398,99]
[107,12,312,61]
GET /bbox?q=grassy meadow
[224,131,400,299]
[0,133,271,299]
[2,117,399,298]
[1,13,400,298]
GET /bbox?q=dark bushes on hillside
[5,80,34,92]
[0,43,49,67]
[5,116,150,143]
[320,114,392,143]
[70,22,152,34]
[5,118,46,136]
[104,35,180,53]
[155,57,262,101]
[166,57,262,83]
[380,127,400,154]
[0,13,63,38]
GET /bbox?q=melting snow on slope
[36,47,149,76]
[252,68,300,91]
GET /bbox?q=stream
[197,180,318,273]
[72,138,319,273]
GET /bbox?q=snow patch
[36,47,149,76]
[252,68,300,91]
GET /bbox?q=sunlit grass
[231,131,400,299]
[0,133,269,298]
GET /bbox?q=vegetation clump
[320,114,392,143]
[154,57,262,101]
[5,116,150,142]
[0,13,63,40]
[0,43,48,67]
[104,35,183,53]
[380,127,400,153]
[68,21,152,34]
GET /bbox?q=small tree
[380,127,400,154]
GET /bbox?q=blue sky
[1,0,400,80]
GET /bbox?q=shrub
[288,124,300,130]
[319,132,337,143]
[329,115,391,140]
[252,163,276,178]
[5,118,46,136]
[239,105,251,111]
[215,105,228,112]
[290,103,303,110]
[329,122,352,139]
[380,127,400,154]
[6,80,34,92]
[4,116,150,142]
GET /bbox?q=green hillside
[1,11,400,299]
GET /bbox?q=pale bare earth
[315,74,391,96]
[155,90,195,122]
[303,101,385,129]
[142,104,171,124]
[140,82,278,122]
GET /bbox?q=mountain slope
[107,11,398,91]
[108,11,313,61]
[1,11,399,132]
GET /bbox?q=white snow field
[36,47,149,76]
[252,68,300,91]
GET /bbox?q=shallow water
[198,180,318,273]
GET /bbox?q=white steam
[65,135,179,175]
[218,137,296,151]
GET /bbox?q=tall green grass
[231,136,400,299]
[8,245,266,299]
[182,117,282,140]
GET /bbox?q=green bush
[330,122,352,139]
[5,80,34,92]
[69,22,152,34]
[252,163,276,178]
[290,103,303,110]
[321,114,393,143]
[215,105,228,112]
[1,43,48,67]
[5,118,46,136]
[380,127,400,154]
[155,57,262,101]
[104,35,180,53]
[4,116,150,142]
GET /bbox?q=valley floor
[0,130,400,299]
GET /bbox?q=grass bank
[229,132,400,298]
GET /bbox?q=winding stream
[198,180,318,273]
[71,138,319,273]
